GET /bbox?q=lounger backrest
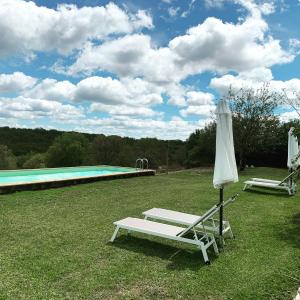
[177,193,239,237]
[178,205,219,237]
[279,169,299,185]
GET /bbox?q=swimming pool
[0,166,155,193]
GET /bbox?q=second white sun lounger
[142,208,233,238]
[111,204,221,264]
[243,170,298,195]
[142,194,237,240]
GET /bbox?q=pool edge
[0,169,155,194]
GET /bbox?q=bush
[46,133,89,167]
[0,145,17,170]
[23,153,46,169]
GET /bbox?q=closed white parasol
[213,99,238,244]
[287,127,299,170]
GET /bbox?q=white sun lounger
[243,170,298,195]
[111,204,221,264]
[142,195,237,239]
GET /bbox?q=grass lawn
[0,167,299,299]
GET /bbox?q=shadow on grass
[110,235,218,270]
[274,212,300,249]
[242,188,291,198]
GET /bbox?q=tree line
[0,85,299,171]
[0,127,185,171]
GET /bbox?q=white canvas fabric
[213,99,239,188]
[287,127,299,170]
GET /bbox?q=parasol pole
[219,185,224,246]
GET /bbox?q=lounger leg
[227,222,234,239]
[243,184,248,191]
[199,244,209,264]
[212,238,219,256]
[110,226,120,242]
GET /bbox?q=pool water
[0,166,136,186]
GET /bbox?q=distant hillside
[0,127,187,171]
[0,127,95,156]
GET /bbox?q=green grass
[0,167,299,299]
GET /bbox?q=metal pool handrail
[135,158,149,170]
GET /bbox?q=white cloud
[74,76,163,107]
[168,6,180,17]
[68,35,179,84]
[210,67,273,93]
[130,10,153,30]
[90,103,161,117]
[0,72,37,93]
[180,91,216,117]
[169,16,292,74]
[205,0,225,8]
[204,1,275,18]
[181,0,196,18]
[289,38,300,54]
[0,96,84,120]
[210,69,300,97]
[186,91,215,105]
[279,110,300,122]
[259,2,276,15]
[73,116,208,140]
[0,0,153,57]
[21,75,164,117]
[24,78,76,101]
[180,104,216,118]
[68,11,293,88]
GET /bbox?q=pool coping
[0,166,155,193]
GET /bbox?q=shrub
[23,153,46,169]
[46,133,89,167]
[0,145,17,170]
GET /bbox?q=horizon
[0,0,300,140]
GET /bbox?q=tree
[88,135,135,166]
[227,85,279,170]
[0,145,17,169]
[23,153,46,169]
[280,90,300,118]
[186,123,216,167]
[46,133,89,167]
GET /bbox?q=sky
[0,0,300,140]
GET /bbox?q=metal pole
[219,187,224,246]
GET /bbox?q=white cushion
[114,217,184,237]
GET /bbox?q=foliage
[23,153,46,169]
[228,85,280,170]
[46,132,89,167]
[0,127,186,170]
[88,135,186,169]
[0,145,17,170]
[186,123,216,167]
[0,127,61,156]
[186,119,300,168]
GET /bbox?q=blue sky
[0,0,299,139]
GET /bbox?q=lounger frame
[243,170,298,195]
[110,204,224,264]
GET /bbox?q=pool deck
[0,167,155,193]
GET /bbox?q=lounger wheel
[205,260,210,265]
